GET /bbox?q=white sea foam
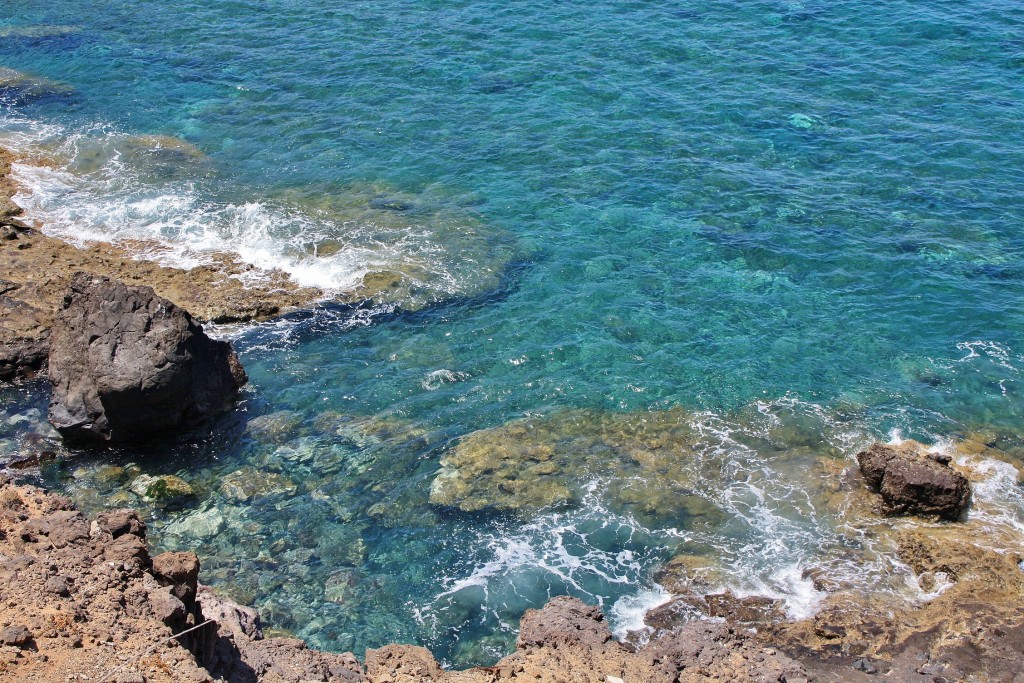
[9,158,376,290]
[960,454,1024,538]
[608,586,673,641]
[1,113,504,303]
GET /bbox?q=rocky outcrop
[5,469,1024,683]
[0,475,212,682]
[0,476,366,683]
[359,596,809,683]
[47,273,248,442]
[0,476,816,683]
[198,588,364,683]
[0,145,324,382]
[856,442,971,519]
[765,525,1024,683]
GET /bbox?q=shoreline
[2,140,1023,680]
[2,460,1023,682]
[1,145,327,381]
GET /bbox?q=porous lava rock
[856,442,970,520]
[47,273,247,442]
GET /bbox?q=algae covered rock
[856,442,970,520]
[130,474,195,503]
[429,408,725,525]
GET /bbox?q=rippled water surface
[3,0,1024,668]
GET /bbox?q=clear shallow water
[3,0,1024,668]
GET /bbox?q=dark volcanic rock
[47,273,247,442]
[856,442,970,520]
[0,333,48,382]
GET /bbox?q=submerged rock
[0,25,82,39]
[219,467,298,501]
[246,410,304,444]
[856,442,971,520]
[163,506,226,539]
[130,474,195,503]
[47,273,247,442]
[429,408,725,525]
[279,181,516,310]
[0,67,74,104]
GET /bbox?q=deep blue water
[3,0,1024,668]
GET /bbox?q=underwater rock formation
[856,442,971,519]
[47,273,247,442]
[0,67,75,105]
[429,408,724,527]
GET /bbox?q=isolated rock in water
[856,442,970,520]
[47,273,247,442]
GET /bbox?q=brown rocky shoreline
[0,474,820,683]
[3,444,1024,682]
[4,139,1024,682]
[1,145,326,382]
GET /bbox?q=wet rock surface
[766,525,1024,683]
[0,146,323,382]
[644,441,1024,683]
[47,273,248,442]
[429,408,725,526]
[856,442,971,519]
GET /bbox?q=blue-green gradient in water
[3,0,1024,668]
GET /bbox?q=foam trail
[609,586,673,641]
[1,114,504,302]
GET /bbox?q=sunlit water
[2,0,1024,668]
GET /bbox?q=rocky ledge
[0,145,323,382]
[0,475,816,683]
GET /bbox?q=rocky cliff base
[3,471,1024,682]
[0,475,811,683]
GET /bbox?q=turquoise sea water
[3,0,1024,668]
